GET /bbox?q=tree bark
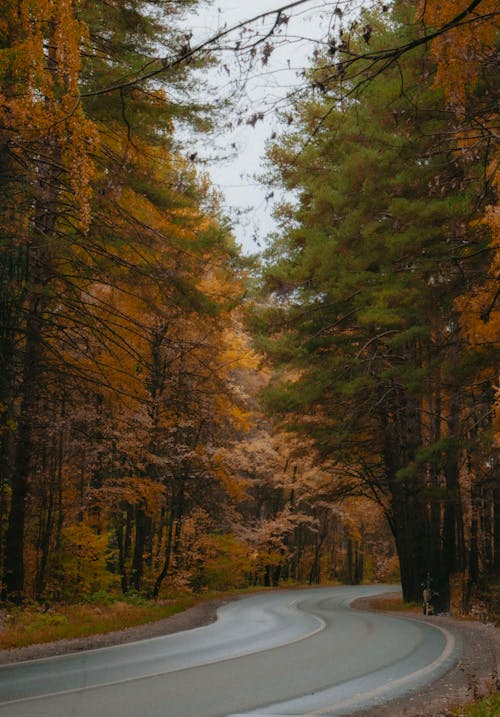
[383,391,428,603]
[131,504,148,591]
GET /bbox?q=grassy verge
[452,692,500,716]
[366,594,421,613]
[0,594,201,650]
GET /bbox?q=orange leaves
[418,0,497,116]
[59,524,118,597]
[210,450,250,501]
[64,118,100,231]
[0,0,97,230]
[105,476,166,515]
[418,3,498,446]
[1,0,258,602]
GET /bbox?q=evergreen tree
[256,5,496,603]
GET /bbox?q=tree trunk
[494,486,500,572]
[115,507,128,593]
[308,532,325,585]
[152,500,175,599]
[383,392,428,603]
[131,504,148,591]
[2,290,44,601]
[438,388,467,612]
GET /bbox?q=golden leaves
[419,3,499,444]
[418,0,497,116]
[0,0,97,231]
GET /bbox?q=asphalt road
[0,585,461,717]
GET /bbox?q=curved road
[0,585,461,717]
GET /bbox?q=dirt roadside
[0,591,498,716]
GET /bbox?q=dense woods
[0,0,497,618]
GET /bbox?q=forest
[0,0,498,619]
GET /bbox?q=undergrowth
[371,596,421,613]
[0,593,199,649]
[453,691,500,716]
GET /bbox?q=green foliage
[122,590,151,607]
[202,534,252,591]
[257,2,496,604]
[261,7,488,432]
[454,693,500,717]
[414,438,460,466]
[83,590,116,606]
[57,525,118,601]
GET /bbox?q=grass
[356,593,422,614]
[0,594,200,650]
[452,692,500,716]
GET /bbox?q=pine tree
[257,4,496,603]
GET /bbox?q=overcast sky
[187,1,338,254]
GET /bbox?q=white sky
[186,1,340,254]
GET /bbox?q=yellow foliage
[201,534,252,590]
[221,326,261,372]
[0,0,98,230]
[106,477,166,514]
[211,453,249,501]
[58,524,117,598]
[419,3,499,445]
[418,0,498,116]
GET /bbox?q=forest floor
[0,590,498,716]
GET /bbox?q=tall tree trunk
[35,431,57,599]
[0,242,26,595]
[383,391,428,603]
[2,291,44,601]
[152,497,176,599]
[494,486,500,573]
[308,532,325,585]
[441,391,466,611]
[115,507,128,594]
[131,504,148,591]
[2,112,61,599]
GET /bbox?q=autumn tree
[0,0,98,601]
[420,0,499,606]
[0,0,237,602]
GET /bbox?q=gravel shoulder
[0,590,498,716]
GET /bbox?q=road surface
[0,585,461,716]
